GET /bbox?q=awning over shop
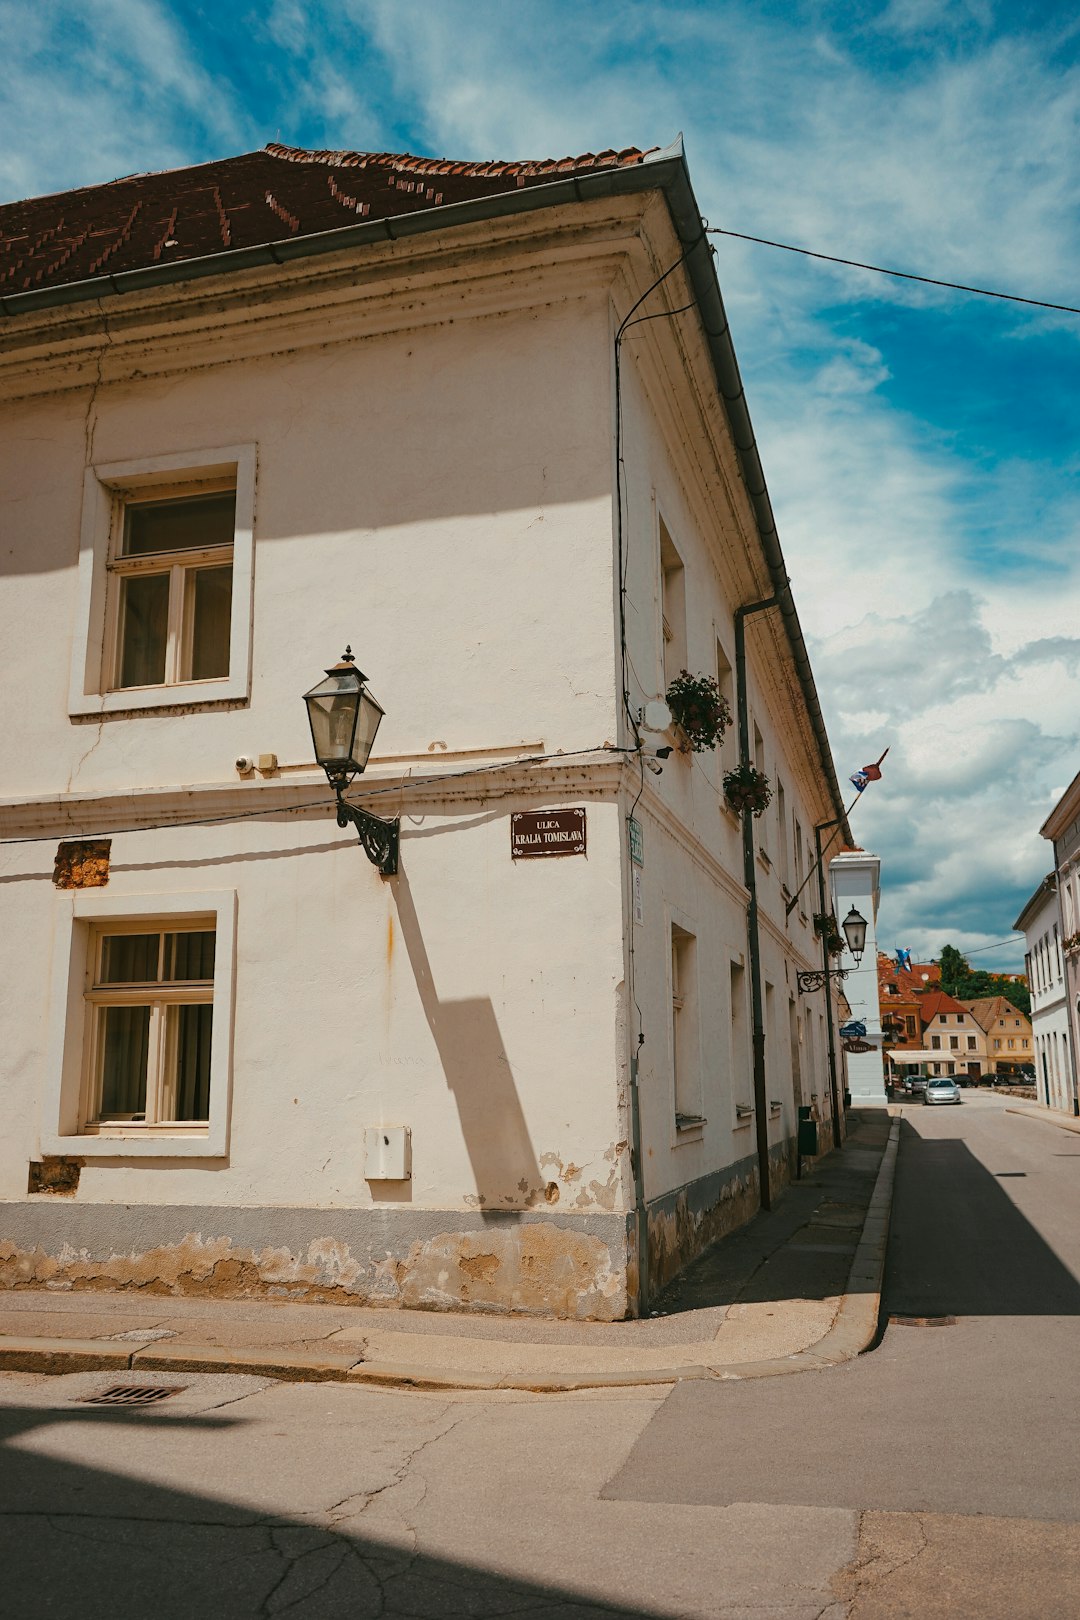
[885,1050,931,1065]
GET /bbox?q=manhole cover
[79,1384,186,1407]
[889,1315,956,1328]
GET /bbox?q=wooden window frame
[69,445,256,717]
[43,890,236,1158]
[81,920,215,1133]
[103,481,235,694]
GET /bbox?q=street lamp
[797,907,868,995]
[841,906,867,966]
[303,647,399,875]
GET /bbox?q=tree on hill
[935,943,1030,1017]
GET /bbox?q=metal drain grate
[79,1384,186,1407]
[890,1315,957,1328]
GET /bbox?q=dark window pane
[99,934,159,984]
[117,572,169,688]
[171,1003,213,1122]
[124,492,236,557]
[164,931,215,982]
[187,565,232,680]
[98,1005,150,1118]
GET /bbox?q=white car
[923,1077,961,1105]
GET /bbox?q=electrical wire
[707,227,1080,316]
[942,936,1026,957]
[0,744,639,848]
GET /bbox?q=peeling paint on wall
[0,1210,632,1321]
[53,839,110,888]
[645,1136,797,1297]
[398,1222,626,1319]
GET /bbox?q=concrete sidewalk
[1007,1103,1080,1137]
[0,1111,898,1392]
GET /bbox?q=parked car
[924,1078,961,1105]
[907,1073,930,1095]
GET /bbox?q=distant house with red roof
[918,990,989,1080]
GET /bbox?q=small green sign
[628,817,644,867]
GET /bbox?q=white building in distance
[1018,871,1078,1115]
[830,851,887,1106]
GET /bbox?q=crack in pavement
[831,1509,931,1613]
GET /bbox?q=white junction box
[364,1125,412,1181]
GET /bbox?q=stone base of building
[0,1202,633,1322]
[645,1136,800,1298]
[1,1135,823,1320]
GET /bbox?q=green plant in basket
[722,763,772,818]
[665,669,732,753]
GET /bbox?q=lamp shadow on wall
[391,867,545,1219]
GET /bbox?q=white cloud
[0,0,253,200]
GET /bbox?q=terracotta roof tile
[0,142,657,299]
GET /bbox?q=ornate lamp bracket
[327,767,399,876]
[797,966,850,996]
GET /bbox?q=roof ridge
[263,142,657,178]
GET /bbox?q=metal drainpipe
[815,818,845,1149]
[628,1041,649,1316]
[735,596,778,1212]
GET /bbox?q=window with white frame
[69,446,255,716]
[108,488,235,690]
[659,518,686,689]
[44,890,235,1158]
[83,921,216,1129]
[730,958,752,1123]
[776,780,790,888]
[671,922,703,1128]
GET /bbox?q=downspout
[735,596,778,1211]
[815,818,845,1149]
[628,1033,648,1316]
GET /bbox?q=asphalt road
[2,1094,1078,1618]
[607,1093,1080,1613]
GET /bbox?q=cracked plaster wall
[0,1204,633,1320]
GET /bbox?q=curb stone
[0,1120,900,1393]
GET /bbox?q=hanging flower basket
[665,669,732,753]
[722,764,773,818]
[1064,933,1080,958]
[813,911,846,957]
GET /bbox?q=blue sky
[4,0,1079,969]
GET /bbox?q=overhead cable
[707,227,1080,316]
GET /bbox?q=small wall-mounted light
[303,647,399,875]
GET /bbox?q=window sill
[42,1131,222,1159]
[70,675,249,719]
[674,1114,706,1142]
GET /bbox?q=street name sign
[511,808,586,859]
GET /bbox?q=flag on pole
[849,758,885,793]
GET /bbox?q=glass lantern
[303,648,385,780]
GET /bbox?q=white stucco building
[0,139,852,1317]
[829,851,887,1106]
[1020,869,1079,1116]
